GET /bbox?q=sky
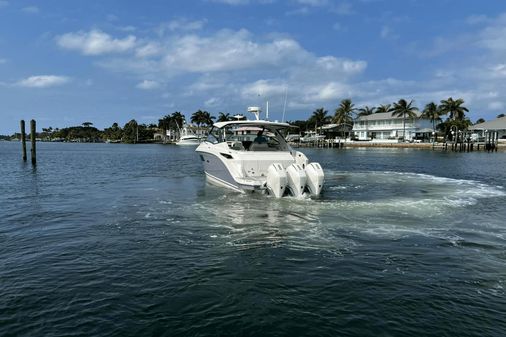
[1,0,506,134]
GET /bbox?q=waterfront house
[352,112,434,141]
[468,116,506,140]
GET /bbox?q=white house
[468,116,506,140]
[352,112,434,141]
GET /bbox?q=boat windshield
[207,124,290,151]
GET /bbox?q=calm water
[1,142,506,336]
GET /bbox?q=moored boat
[176,126,200,146]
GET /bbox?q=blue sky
[1,0,506,134]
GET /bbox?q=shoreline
[3,139,505,151]
[292,141,506,151]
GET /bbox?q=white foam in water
[188,170,506,250]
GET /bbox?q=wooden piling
[20,120,27,161]
[30,119,36,165]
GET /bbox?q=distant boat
[300,131,325,143]
[176,126,200,146]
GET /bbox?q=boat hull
[176,138,200,145]
[198,152,243,191]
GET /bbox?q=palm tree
[171,111,185,130]
[309,107,330,130]
[333,99,356,139]
[201,111,215,126]
[439,97,469,121]
[376,104,394,114]
[191,110,205,127]
[191,110,215,138]
[217,112,231,122]
[421,102,442,137]
[333,99,355,124]
[158,114,172,140]
[357,106,376,117]
[392,99,419,140]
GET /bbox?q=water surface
[1,142,505,336]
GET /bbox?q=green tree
[357,106,376,117]
[309,107,330,131]
[475,118,486,124]
[392,99,418,140]
[376,104,394,114]
[421,102,442,136]
[123,119,138,143]
[158,115,172,139]
[171,112,185,130]
[497,113,505,118]
[191,110,214,128]
[217,112,231,122]
[333,99,355,125]
[82,122,93,128]
[439,97,469,121]
[103,122,122,141]
[191,110,205,128]
[201,111,215,126]
[333,99,355,138]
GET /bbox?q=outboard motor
[286,163,307,198]
[305,162,324,196]
[294,151,309,168]
[266,163,287,198]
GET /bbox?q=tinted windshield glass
[209,124,289,151]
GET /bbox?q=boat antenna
[282,87,288,122]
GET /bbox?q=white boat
[195,107,324,198]
[300,131,326,143]
[176,126,200,146]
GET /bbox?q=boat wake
[184,170,506,251]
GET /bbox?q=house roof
[468,116,506,130]
[355,112,423,121]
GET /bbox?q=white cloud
[86,27,368,114]
[22,6,39,14]
[332,2,353,15]
[162,30,306,72]
[0,58,6,64]
[57,29,136,55]
[209,0,250,4]
[204,97,222,107]
[164,18,207,32]
[118,25,137,32]
[477,17,506,53]
[297,0,328,6]
[241,79,287,98]
[332,22,347,31]
[136,80,160,90]
[488,101,504,110]
[135,42,162,58]
[17,75,70,88]
[466,14,489,25]
[380,25,398,40]
[306,82,351,101]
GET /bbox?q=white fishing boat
[195,107,324,198]
[300,131,326,143]
[176,126,200,146]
